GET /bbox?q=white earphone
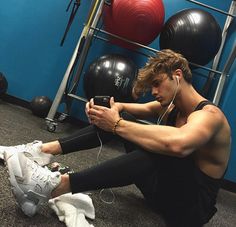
[157,75,180,125]
[175,75,180,85]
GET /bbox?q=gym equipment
[0,73,8,95]
[84,54,137,102]
[103,0,165,49]
[45,0,233,132]
[60,0,81,46]
[46,0,105,132]
[159,8,222,66]
[30,96,52,118]
[186,0,236,18]
[213,44,236,105]
[202,0,236,96]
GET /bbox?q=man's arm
[115,99,162,119]
[115,107,223,157]
[85,98,162,121]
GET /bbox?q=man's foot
[4,151,61,217]
[0,140,53,166]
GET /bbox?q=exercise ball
[30,96,52,118]
[83,54,137,102]
[103,0,165,49]
[159,8,222,66]
[0,72,8,95]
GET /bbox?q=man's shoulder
[189,104,226,126]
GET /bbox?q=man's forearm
[118,101,158,119]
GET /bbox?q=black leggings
[58,113,159,198]
[58,114,209,227]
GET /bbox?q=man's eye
[153,81,160,87]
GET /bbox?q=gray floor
[0,100,236,227]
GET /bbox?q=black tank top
[166,100,214,126]
[158,100,221,224]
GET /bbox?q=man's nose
[151,87,158,96]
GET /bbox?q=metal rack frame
[45,0,106,132]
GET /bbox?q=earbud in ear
[175,76,180,84]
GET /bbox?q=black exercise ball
[83,54,137,102]
[159,8,222,66]
[30,96,52,118]
[0,72,8,96]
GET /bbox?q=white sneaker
[0,140,53,166]
[4,151,61,217]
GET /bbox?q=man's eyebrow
[152,78,162,84]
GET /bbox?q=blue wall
[0,1,235,182]
[0,0,90,101]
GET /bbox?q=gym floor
[0,99,236,227]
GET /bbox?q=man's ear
[173,69,183,81]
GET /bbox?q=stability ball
[30,96,52,118]
[103,0,165,49]
[83,54,137,102]
[0,72,8,96]
[159,8,222,66]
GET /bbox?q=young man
[2,49,231,226]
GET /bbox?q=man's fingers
[110,97,115,107]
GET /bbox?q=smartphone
[94,96,110,108]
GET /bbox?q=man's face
[151,73,178,107]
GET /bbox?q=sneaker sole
[4,152,38,217]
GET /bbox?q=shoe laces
[28,160,52,185]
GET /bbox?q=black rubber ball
[30,96,52,118]
[0,72,8,95]
[83,54,137,102]
[159,8,222,66]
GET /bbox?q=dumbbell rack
[45,0,236,132]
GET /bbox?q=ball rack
[45,0,236,132]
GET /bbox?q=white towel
[48,193,95,227]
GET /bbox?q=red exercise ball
[103,0,165,49]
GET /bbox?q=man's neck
[174,84,206,117]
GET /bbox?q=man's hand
[87,97,121,132]
[85,98,95,123]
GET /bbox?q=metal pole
[91,27,223,75]
[213,44,236,105]
[45,0,104,131]
[186,0,236,17]
[202,0,236,96]
[67,0,106,94]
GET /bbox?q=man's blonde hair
[133,49,192,97]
